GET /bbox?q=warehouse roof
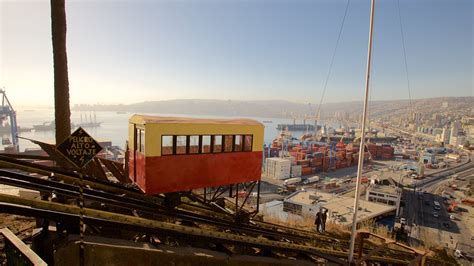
[285,190,396,226]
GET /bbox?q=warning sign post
[56,127,102,266]
[57,127,102,168]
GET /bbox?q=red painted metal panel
[135,151,262,194]
[128,151,146,190]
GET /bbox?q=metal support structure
[256,180,261,212]
[0,194,347,265]
[238,182,256,213]
[0,153,439,265]
[0,88,19,151]
[211,186,227,202]
[348,0,376,262]
[78,171,85,266]
[235,183,239,216]
[357,232,367,259]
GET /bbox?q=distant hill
[73,97,473,119]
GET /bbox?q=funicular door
[133,124,138,182]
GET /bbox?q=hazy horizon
[12,95,473,109]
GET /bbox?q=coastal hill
[73,96,473,119]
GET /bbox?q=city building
[441,126,450,144]
[412,112,422,124]
[449,121,462,146]
[260,190,396,228]
[420,153,436,165]
[366,184,402,216]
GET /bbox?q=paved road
[401,164,474,253]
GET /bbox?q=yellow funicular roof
[130,114,263,126]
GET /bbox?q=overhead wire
[315,0,351,123]
[397,0,418,228]
[367,7,377,143]
[397,0,413,122]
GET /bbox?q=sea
[6,108,339,152]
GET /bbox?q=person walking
[321,209,328,233]
[315,209,322,233]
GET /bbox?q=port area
[259,156,401,228]
[259,137,473,262]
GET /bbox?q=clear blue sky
[1,0,472,106]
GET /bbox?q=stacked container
[290,165,302,177]
[265,158,291,179]
[381,145,394,159]
[376,145,383,158]
[367,143,377,158]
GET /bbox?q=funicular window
[234,135,243,152]
[213,135,222,153]
[224,135,233,152]
[140,130,145,152]
[202,135,211,153]
[136,128,145,153]
[176,136,187,155]
[161,136,173,155]
[244,135,253,151]
[134,128,140,151]
[189,136,199,154]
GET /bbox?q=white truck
[303,176,320,185]
[284,177,302,186]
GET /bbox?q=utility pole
[51,0,71,144]
[348,0,376,263]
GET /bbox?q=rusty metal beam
[0,156,149,203]
[83,158,108,181]
[0,194,348,265]
[98,158,129,184]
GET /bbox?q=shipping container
[301,166,312,176]
[290,165,302,177]
[266,158,291,179]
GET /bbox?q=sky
[0,0,472,107]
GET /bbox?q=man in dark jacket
[315,209,322,233]
[321,209,328,233]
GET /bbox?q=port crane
[0,88,19,151]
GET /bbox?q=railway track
[0,155,446,265]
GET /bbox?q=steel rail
[0,170,348,251]
[0,155,142,196]
[0,156,437,263]
[0,194,421,265]
[0,194,351,265]
[0,157,421,262]
[0,159,359,249]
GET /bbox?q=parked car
[400,218,407,224]
[433,212,439,218]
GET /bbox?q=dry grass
[359,219,392,239]
[260,206,458,264]
[263,212,314,230]
[262,208,352,239]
